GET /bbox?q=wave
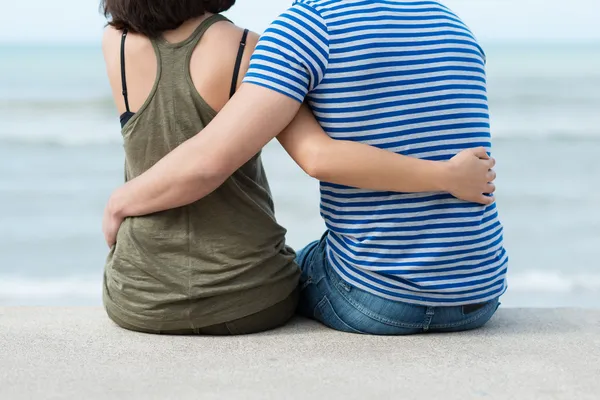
[1,271,599,301]
[0,132,123,147]
[2,132,598,148]
[1,124,599,148]
[4,94,600,113]
[508,271,600,293]
[1,94,599,147]
[0,97,115,111]
[0,276,101,300]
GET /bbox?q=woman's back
[101,15,299,333]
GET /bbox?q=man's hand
[102,194,125,248]
[445,147,497,205]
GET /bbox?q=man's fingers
[109,233,117,248]
[103,226,117,248]
[487,169,497,182]
[472,147,490,160]
[105,234,114,248]
[485,183,496,194]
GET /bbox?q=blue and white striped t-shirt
[243,0,508,306]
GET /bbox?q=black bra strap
[120,29,131,113]
[230,29,249,98]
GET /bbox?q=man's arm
[277,104,496,204]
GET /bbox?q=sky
[2,0,599,44]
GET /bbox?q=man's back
[245,0,507,306]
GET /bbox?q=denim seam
[316,296,364,334]
[299,241,323,291]
[429,300,497,329]
[422,307,435,331]
[323,244,420,330]
[332,282,424,329]
[300,278,313,291]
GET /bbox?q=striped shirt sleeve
[243,1,330,103]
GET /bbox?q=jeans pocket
[432,298,500,332]
[462,302,488,315]
[314,296,363,334]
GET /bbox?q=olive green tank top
[103,15,299,332]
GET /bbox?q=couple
[101,0,507,335]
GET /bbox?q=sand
[1,307,599,399]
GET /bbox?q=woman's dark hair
[101,0,236,38]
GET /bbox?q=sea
[1,41,599,308]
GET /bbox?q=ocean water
[1,42,599,307]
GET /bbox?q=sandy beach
[1,307,599,399]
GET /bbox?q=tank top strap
[152,14,230,53]
[186,14,230,51]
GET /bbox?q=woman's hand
[445,147,497,205]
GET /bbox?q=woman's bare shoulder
[101,26,157,114]
[101,26,120,63]
[102,26,153,67]
[190,21,260,110]
[203,21,260,57]
[202,22,260,85]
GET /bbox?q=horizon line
[2,38,600,47]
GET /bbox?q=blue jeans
[295,234,501,335]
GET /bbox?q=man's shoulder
[292,0,344,13]
[291,0,377,20]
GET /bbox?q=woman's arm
[277,104,496,204]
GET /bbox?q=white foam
[0,132,121,147]
[1,127,597,148]
[508,271,600,293]
[0,271,598,302]
[1,98,599,147]
[0,276,101,300]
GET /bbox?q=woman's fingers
[473,147,490,159]
[481,195,495,205]
[485,183,496,194]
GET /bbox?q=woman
[100,0,496,335]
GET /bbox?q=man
[104,0,506,334]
